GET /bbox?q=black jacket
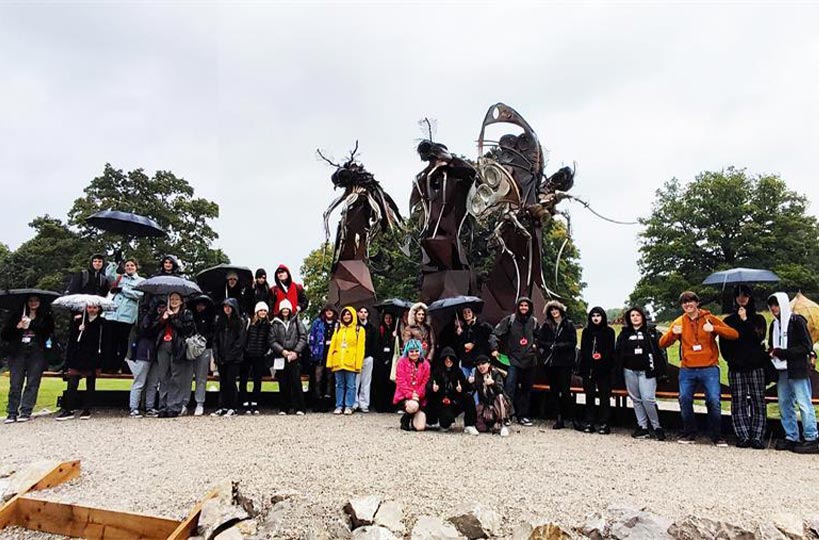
[1,310,54,353]
[538,318,577,368]
[359,320,379,360]
[721,306,768,372]
[151,307,195,362]
[456,318,494,369]
[66,260,110,297]
[474,366,506,406]
[615,324,667,379]
[65,314,103,372]
[245,319,273,358]
[578,307,616,378]
[490,299,538,369]
[192,307,216,348]
[427,347,471,406]
[768,314,813,380]
[213,299,247,365]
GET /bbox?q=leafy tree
[67,163,228,275]
[630,167,819,319]
[299,243,332,321]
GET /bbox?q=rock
[0,464,15,478]
[715,522,757,540]
[448,502,501,539]
[214,527,244,540]
[772,513,805,540]
[236,519,258,536]
[609,509,673,539]
[270,489,300,505]
[512,519,577,540]
[374,501,405,535]
[757,522,789,540]
[197,481,250,540]
[1,460,61,502]
[352,525,400,540]
[669,515,721,539]
[580,512,607,540]
[346,496,383,528]
[807,515,819,537]
[256,499,293,537]
[412,516,467,540]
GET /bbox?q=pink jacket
[393,356,431,406]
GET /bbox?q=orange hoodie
[659,309,739,368]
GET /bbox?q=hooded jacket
[455,315,494,369]
[401,302,436,361]
[103,262,144,324]
[538,300,577,368]
[659,307,738,368]
[190,297,216,348]
[213,298,247,365]
[767,292,813,380]
[150,301,195,362]
[1,299,55,353]
[490,297,538,369]
[270,312,308,359]
[427,347,471,406]
[326,306,365,372]
[615,307,667,378]
[720,290,768,373]
[578,306,616,378]
[66,255,110,296]
[308,306,337,363]
[269,264,309,315]
[393,340,432,406]
[153,255,183,277]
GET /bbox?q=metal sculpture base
[328,260,376,308]
[420,270,476,305]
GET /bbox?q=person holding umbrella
[56,304,105,421]
[2,294,55,423]
[402,303,436,363]
[102,258,144,373]
[150,292,195,418]
[65,254,110,297]
[212,298,247,417]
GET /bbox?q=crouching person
[425,347,478,435]
[473,355,512,437]
[393,339,431,431]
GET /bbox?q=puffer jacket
[245,319,273,358]
[401,302,436,360]
[270,315,308,357]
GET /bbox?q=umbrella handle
[77,310,86,343]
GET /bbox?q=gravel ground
[2,411,819,538]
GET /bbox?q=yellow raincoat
[326,306,365,372]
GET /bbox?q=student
[615,307,667,440]
[473,355,511,437]
[57,304,104,421]
[151,293,195,418]
[354,306,378,413]
[659,291,738,446]
[270,299,308,415]
[767,293,819,454]
[189,295,215,416]
[326,306,365,415]
[211,298,247,417]
[102,258,144,374]
[251,268,272,307]
[578,307,616,434]
[425,347,478,434]
[241,302,273,415]
[65,254,110,296]
[2,294,55,423]
[454,307,494,380]
[307,305,338,410]
[393,339,431,431]
[402,303,436,362]
[127,302,162,418]
[269,265,309,315]
[538,300,578,430]
[371,311,398,412]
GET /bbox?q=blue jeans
[777,372,818,442]
[504,364,533,418]
[679,366,722,439]
[335,370,357,409]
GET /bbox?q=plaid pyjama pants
[728,368,767,442]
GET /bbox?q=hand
[485,377,494,386]
[79,324,85,332]
[412,392,419,401]
[456,382,462,393]
[738,307,747,321]
[432,382,439,392]
[455,325,463,336]
[491,350,499,358]
[162,311,170,320]
[672,325,683,335]
[703,320,714,333]
[289,352,298,362]
[16,321,25,329]
[468,375,475,384]
[464,342,474,352]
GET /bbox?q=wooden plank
[0,460,81,530]
[166,486,219,540]
[13,496,181,540]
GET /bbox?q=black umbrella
[86,210,166,238]
[0,289,61,312]
[196,264,254,295]
[135,275,202,297]
[427,295,484,318]
[702,267,780,289]
[374,298,413,316]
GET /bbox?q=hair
[124,258,139,267]
[402,338,424,358]
[252,310,269,324]
[767,295,780,307]
[679,291,699,304]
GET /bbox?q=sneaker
[278,411,287,416]
[519,417,534,427]
[343,408,353,415]
[500,426,510,437]
[400,414,412,431]
[750,439,766,450]
[427,421,440,430]
[252,408,260,415]
[333,407,343,415]
[79,410,91,420]
[56,410,74,422]
[503,418,512,427]
[652,428,666,441]
[677,433,697,445]
[224,409,236,417]
[146,409,159,418]
[597,424,611,435]
[210,408,226,417]
[775,439,796,451]
[464,426,479,436]
[359,408,370,413]
[16,415,30,423]
[295,411,305,416]
[713,438,729,448]
[736,439,751,448]
[242,401,250,409]
[792,440,819,454]
[129,409,143,418]
[632,427,651,439]
[158,411,169,418]
[582,423,595,434]
[179,406,188,416]
[3,415,16,424]
[245,409,253,415]
[194,405,204,417]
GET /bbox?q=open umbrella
[702,268,780,289]
[196,264,253,296]
[135,275,202,297]
[0,289,61,312]
[85,210,166,238]
[374,298,413,316]
[53,294,116,312]
[427,295,484,317]
[791,292,819,344]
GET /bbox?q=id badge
[383,347,390,353]
[634,348,643,355]
[21,336,32,344]
[692,344,703,352]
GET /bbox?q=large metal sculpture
[469,103,575,323]
[411,135,478,303]
[320,142,402,307]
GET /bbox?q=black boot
[400,413,412,431]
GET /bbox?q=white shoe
[333,407,343,415]
[295,411,305,416]
[224,409,236,417]
[343,408,353,415]
[180,406,188,416]
[194,405,204,417]
[278,411,287,416]
[464,426,479,436]
[129,409,143,418]
[500,427,510,438]
[210,408,225,417]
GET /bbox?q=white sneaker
[333,407,343,415]
[180,406,188,416]
[210,408,225,417]
[500,427,510,438]
[224,409,236,417]
[194,405,204,417]
[343,408,353,415]
[295,411,305,416]
[278,411,287,416]
[129,409,143,418]
[464,426,479,436]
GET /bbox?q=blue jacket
[103,263,145,324]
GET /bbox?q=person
[767,293,819,454]
[659,291,738,446]
[307,304,338,410]
[425,347,478,434]
[189,295,215,416]
[354,306,378,413]
[326,306,365,415]
[127,301,162,418]
[212,298,247,417]
[402,303,436,362]
[252,268,272,307]
[2,294,55,423]
[393,339,432,431]
[490,297,538,427]
[454,307,494,382]
[241,301,273,415]
[269,264,308,315]
[65,254,110,296]
[217,270,251,316]
[473,355,511,437]
[57,304,104,421]
[615,306,667,440]
[371,311,398,412]
[538,300,578,430]
[151,292,195,418]
[154,254,183,277]
[270,299,308,415]
[578,306,616,434]
[102,258,144,373]
[719,285,769,449]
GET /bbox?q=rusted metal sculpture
[470,103,575,323]
[320,142,402,308]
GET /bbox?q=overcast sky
[2,2,818,309]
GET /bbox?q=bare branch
[316,148,341,168]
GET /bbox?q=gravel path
[2,411,818,537]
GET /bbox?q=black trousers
[582,375,612,425]
[371,357,396,412]
[545,365,574,420]
[239,356,267,406]
[102,320,133,373]
[64,374,96,411]
[281,359,305,413]
[425,396,477,428]
[218,363,240,410]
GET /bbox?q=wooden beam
[13,496,181,540]
[166,486,220,540]
[0,460,81,530]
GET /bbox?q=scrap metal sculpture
[320,142,402,307]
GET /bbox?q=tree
[67,163,228,276]
[630,167,819,319]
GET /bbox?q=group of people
[2,255,818,453]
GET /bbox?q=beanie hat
[255,268,267,279]
[278,299,293,313]
[255,301,270,313]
